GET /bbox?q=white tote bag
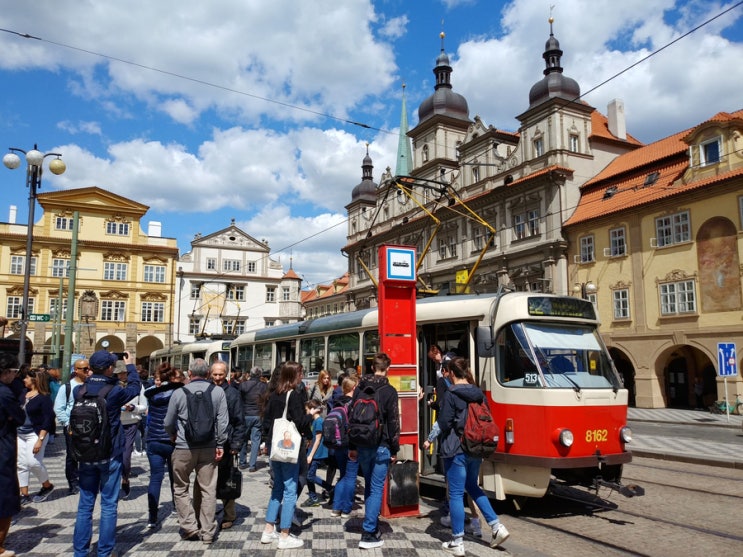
[270,391,301,464]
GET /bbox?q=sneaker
[467,518,482,538]
[32,484,55,503]
[238,463,249,470]
[330,509,342,517]
[277,535,304,550]
[491,523,510,547]
[248,467,257,473]
[20,495,31,506]
[147,521,157,529]
[260,530,280,544]
[442,539,465,556]
[121,481,131,499]
[302,496,321,507]
[341,511,352,519]
[359,530,383,549]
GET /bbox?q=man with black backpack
[164,358,228,544]
[348,352,400,550]
[71,349,141,557]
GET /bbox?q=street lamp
[573,281,597,300]
[3,145,66,365]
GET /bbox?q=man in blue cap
[72,350,141,557]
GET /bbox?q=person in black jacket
[0,352,26,557]
[436,357,509,555]
[238,366,267,471]
[260,362,317,550]
[350,352,400,550]
[197,361,245,530]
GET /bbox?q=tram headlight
[620,426,632,444]
[557,428,574,448]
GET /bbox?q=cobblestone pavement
[8,408,741,556]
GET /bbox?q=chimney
[148,221,162,237]
[607,99,626,140]
[9,205,17,224]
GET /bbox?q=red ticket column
[377,245,419,518]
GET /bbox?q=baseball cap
[89,350,118,371]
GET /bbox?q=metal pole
[52,274,64,366]
[18,163,40,365]
[62,211,80,383]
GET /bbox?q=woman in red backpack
[435,357,510,556]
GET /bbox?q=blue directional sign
[717,343,737,377]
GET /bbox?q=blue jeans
[356,445,390,534]
[443,452,498,538]
[146,440,175,521]
[240,415,262,468]
[306,457,328,496]
[266,459,299,530]
[73,457,123,557]
[332,448,356,514]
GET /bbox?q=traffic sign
[717,342,738,377]
[29,313,51,322]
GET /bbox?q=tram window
[361,331,379,375]
[237,345,254,372]
[496,326,538,387]
[328,333,359,376]
[254,343,273,372]
[300,336,325,375]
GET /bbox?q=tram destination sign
[528,297,596,320]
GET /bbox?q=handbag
[270,391,302,464]
[217,455,242,500]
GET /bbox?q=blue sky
[1,0,742,288]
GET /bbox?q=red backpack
[459,397,500,458]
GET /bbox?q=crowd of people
[0,348,511,556]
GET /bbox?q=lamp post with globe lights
[573,281,597,300]
[3,145,66,365]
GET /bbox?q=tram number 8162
[585,429,609,443]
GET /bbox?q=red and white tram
[231,291,636,500]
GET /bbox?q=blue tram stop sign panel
[717,343,738,377]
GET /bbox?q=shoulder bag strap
[282,391,292,420]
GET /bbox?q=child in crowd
[303,399,329,507]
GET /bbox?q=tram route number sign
[717,342,737,377]
[29,313,51,322]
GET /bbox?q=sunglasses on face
[75,366,90,371]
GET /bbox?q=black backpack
[68,383,115,462]
[348,385,383,447]
[184,384,215,444]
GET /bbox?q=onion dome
[528,17,580,108]
[418,32,469,124]
[350,146,377,203]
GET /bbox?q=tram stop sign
[717,342,738,377]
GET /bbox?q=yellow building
[565,110,743,409]
[0,186,179,367]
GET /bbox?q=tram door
[275,341,296,369]
[419,320,472,476]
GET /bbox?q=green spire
[395,83,413,176]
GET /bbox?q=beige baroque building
[343,25,640,309]
[565,110,743,408]
[0,186,179,366]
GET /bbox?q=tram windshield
[498,322,619,389]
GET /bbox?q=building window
[569,134,579,152]
[700,137,721,166]
[533,137,544,157]
[223,259,241,272]
[10,255,36,275]
[7,296,34,319]
[190,284,201,299]
[527,209,540,236]
[55,216,73,230]
[580,235,595,263]
[50,298,68,320]
[660,280,696,315]
[103,262,128,281]
[101,300,126,321]
[222,319,234,335]
[247,261,257,273]
[613,289,630,319]
[234,319,246,335]
[448,234,458,258]
[144,265,166,283]
[227,285,245,301]
[189,317,201,335]
[265,320,275,327]
[106,221,130,236]
[472,166,480,183]
[52,258,70,278]
[266,286,276,302]
[513,214,526,240]
[206,258,216,270]
[282,286,290,301]
[141,302,165,322]
[438,238,447,259]
[609,227,627,257]
[472,225,484,251]
[655,211,690,247]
